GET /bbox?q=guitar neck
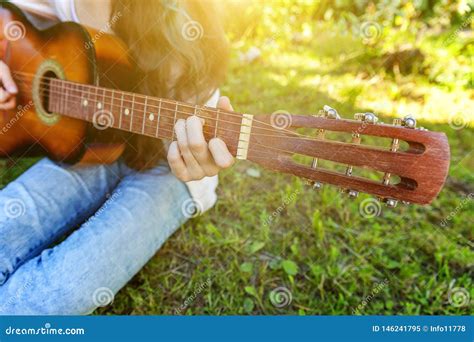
[47,78,244,155]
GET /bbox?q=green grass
[101,33,473,315]
[1,28,473,315]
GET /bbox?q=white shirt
[11,0,219,212]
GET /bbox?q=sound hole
[32,59,65,126]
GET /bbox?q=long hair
[110,0,229,170]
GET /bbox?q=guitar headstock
[247,105,450,205]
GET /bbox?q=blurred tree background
[225,0,473,91]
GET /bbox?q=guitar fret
[130,94,135,131]
[86,86,92,122]
[101,87,106,112]
[215,109,220,138]
[80,84,85,119]
[111,89,115,119]
[60,81,65,114]
[64,84,69,115]
[94,86,98,115]
[119,92,124,129]
[172,102,178,140]
[155,99,161,138]
[64,83,69,114]
[142,96,148,134]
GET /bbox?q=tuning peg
[384,198,398,207]
[323,105,340,119]
[402,115,416,129]
[354,112,378,124]
[312,181,323,190]
[363,112,378,123]
[347,189,359,198]
[340,188,359,198]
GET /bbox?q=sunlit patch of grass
[95,35,472,314]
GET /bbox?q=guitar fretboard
[47,78,242,150]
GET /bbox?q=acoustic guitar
[0,3,450,206]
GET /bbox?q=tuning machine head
[339,188,359,198]
[322,105,340,119]
[312,181,323,190]
[354,112,378,124]
[347,189,359,198]
[402,115,416,129]
[384,198,398,208]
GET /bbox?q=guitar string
[11,77,335,160]
[13,70,411,160]
[12,71,305,139]
[30,86,371,153]
[13,74,311,143]
[6,76,398,182]
[16,75,376,150]
[15,77,309,141]
[14,76,341,143]
[12,76,399,165]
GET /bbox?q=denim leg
[0,162,191,314]
[0,158,122,285]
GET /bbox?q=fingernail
[190,115,205,125]
[8,85,18,94]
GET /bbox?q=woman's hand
[168,96,235,182]
[0,61,18,110]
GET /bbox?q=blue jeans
[0,158,191,314]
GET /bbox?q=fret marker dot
[149,113,154,121]
[124,108,130,115]
[82,99,88,107]
[97,102,102,110]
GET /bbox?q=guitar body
[0,2,127,163]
